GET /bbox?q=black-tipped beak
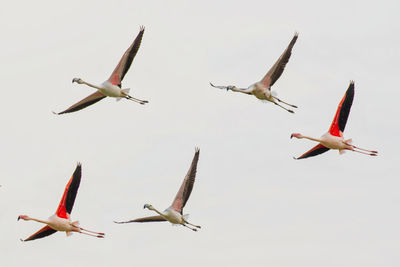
[72,78,75,83]
[290,134,294,139]
[143,205,146,209]
[17,216,20,221]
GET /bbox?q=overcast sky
[1,0,399,266]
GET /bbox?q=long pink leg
[125,95,148,104]
[352,149,377,156]
[181,224,197,232]
[352,145,378,154]
[273,101,294,113]
[79,231,104,238]
[272,96,298,108]
[79,227,105,235]
[183,219,201,228]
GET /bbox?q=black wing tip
[290,32,299,44]
[73,162,82,179]
[348,80,355,90]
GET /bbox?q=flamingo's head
[290,133,302,139]
[143,204,153,210]
[72,78,83,84]
[17,215,29,221]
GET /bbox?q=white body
[98,81,126,97]
[47,215,78,232]
[162,207,184,224]
[250,83,274,101]
[319,132,350,150]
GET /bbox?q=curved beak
[17,216,21,221]
[290,134,294,139]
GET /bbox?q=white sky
[1,0,399,266]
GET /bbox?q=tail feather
[122,88,131,95]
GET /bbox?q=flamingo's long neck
[231,87,252,94]
[28,217,51,225]
[149,206,166,217]
[301,135,323,143]
[82,80,103,90]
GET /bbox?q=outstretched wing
[260,32,298,88]
[54,91,106,115]
[328,81,355,137]
[55,163,82,219]
[294,144,330,160]
[171,148,200,214]
[108,26,145,87]
[22,226,57,242]
[114,216,166,224]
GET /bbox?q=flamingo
[18,163,104,241]
[210,32,298,113]
[291,81,378,159]
[114,148,201,231]
[54,26,148,115]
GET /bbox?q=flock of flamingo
[17,26,378,241]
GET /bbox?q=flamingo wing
[260,33,298,88]
[295,144,330,160]
[55,163,82,219]
[171,148,200,214]
[114,216,166,224]
[54,91,106,115]
[22,226,57,242]
[328,81,355,137]
[108,26,145,87]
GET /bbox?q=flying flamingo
[291,81,378,159]
[210,32,298,113]
[18,163,104,241]
[54,26,148,115]
[114,148,201,231]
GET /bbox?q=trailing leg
[273,101,294,113]
[273,96,298,108]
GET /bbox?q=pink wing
[171,148,200,214]
[260,33,298,88]
[54,91,106,115]
[55,163,81,219]
[294,144,330,160]
[22,226,57,242]
[108,26,145,87]
[328,81,355,137]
